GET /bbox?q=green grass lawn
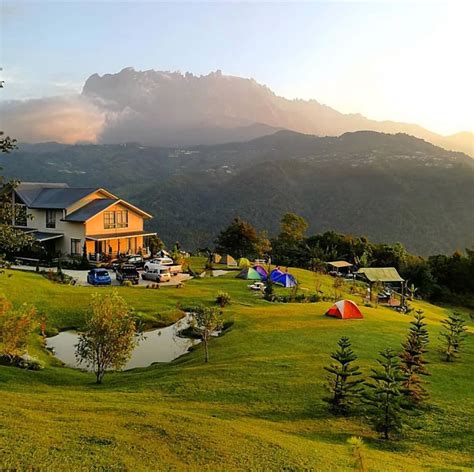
[0,260,472,470]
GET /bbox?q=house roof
[13,182,152,219]
[31,231,64,242]
[64,199,118,222]
[15,183,97,209]
[328,261,353,268]
[356,267,404,283]
[85,230,157,241]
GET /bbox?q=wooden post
[401,281,406,310]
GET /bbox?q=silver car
[141,269,171,283]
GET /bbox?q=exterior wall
[27,208,85,255]
[85,202,144,236]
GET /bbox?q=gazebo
[327,260,353,276]
[356,267,406,307]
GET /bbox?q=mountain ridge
[81,67,473,155]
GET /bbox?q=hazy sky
[1,0,473,135]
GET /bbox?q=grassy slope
[0,261,472,470]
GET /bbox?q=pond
[46,316,200,370]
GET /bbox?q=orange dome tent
[326,300,363,320]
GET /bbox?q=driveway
[11,265,192,287]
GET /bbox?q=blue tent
[274,272,297,288]
[269,269,284,282]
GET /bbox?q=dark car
[111,255,144,270]
[116,264,140,285]
[87,269,112,286]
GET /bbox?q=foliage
[0,295,37,361]
[399,310,430,404]
[263,277,275,301]
[347,436,367,472]
[279,213,308,242]
[439,312,468,362]
[214,217,258,259]
[253,230,272,258]
[215,291,231,308]
[75,292,139,383]
[191,305,223,363]
[148,234,165,256]
[271,213,309,266]
[323,337,364,415]
[363,349,407,440]
[332,277,344,302]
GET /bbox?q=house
[9,182,156,259]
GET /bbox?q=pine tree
[363,349,407,440]
[324,337,364,415]
[399,309,430,405]
[440,313,467,362]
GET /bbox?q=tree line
[213,213,474,308]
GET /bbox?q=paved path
[10,265,191,287]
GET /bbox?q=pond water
[46,316,200,370]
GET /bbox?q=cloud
[0,95,105,143]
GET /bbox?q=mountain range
[2,130,473,255]
[78,67,473,155]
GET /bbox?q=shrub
[0,297,37,361]
[216,291,231,307]
[122,280,133,287]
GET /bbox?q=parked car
[111,254,144,270]
[143,257,174,272]
[116,264,140,285]
[87,268,112,286]
[141,269,171,283]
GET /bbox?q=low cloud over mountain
[1,67,473,155]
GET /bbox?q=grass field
[0,259,472,470]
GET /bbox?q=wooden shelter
[327,260,353,275]
[356,267,406,307]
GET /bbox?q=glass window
[116,210,128,228]
[104,211,115,229]
[46,210,56,229]
[71,239,81,255]
[104,210,128,229]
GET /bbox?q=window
[104,211,115,229]
[46,210,56,229]
[71,239,82,255]
[116,210,128,228]
[104,210,128,229]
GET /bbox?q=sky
[1,0,473,136]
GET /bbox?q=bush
[122,280,133,287]
[216,291,231,307]
[0,354,44,370]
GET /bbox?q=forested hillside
[2,131,473,255]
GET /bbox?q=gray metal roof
[14,182,69,206]
[32,231,64,242]
[31,188,98,209]
[64,199,118,222]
